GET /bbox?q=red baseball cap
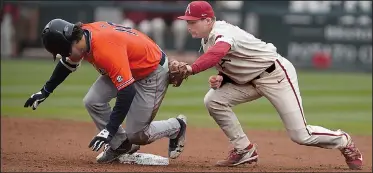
[177,1,215,21]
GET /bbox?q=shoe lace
[341,143,361,160]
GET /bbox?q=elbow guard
[60,57,81,72]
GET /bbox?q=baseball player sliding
[169,1,363,170]
[24,19,187,163]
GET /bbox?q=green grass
[1,59,372,135]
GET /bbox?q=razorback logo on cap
[186,4,191,14]
[177,1,215,21]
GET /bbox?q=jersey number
[107,22,137,36]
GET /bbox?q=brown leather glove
[168,59,192,87]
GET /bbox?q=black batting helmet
[41,19,75,60]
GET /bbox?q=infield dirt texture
[1,117,372,172]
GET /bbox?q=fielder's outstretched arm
[191,41,231,74]
[168,41,231,87]
[23,57,80,110]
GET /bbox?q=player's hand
[209,75,223,89]
[24,89,50,110]
[88,129,113,151]
[168,59,192,87]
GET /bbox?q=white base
[96,152,169,166]
[118,152,169,166]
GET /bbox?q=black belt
[159,51,166,66]
[253,63,276,80]
[220,62,276,86]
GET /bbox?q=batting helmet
[41,19,75,60]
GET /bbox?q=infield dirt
[1,117,371,172]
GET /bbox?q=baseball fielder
[24,19,187,163]
[170,1,363,170]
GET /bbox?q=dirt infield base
[1,117,371,172]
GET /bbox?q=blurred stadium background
[1,1,372,135]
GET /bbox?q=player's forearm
[105,83,136,135]
[191,41,231,74]
[43,60,73,93]
[43,57,81,93]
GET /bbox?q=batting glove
[89,129,113,151]
[24,88,50,110]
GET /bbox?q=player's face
[70,38,86,61]
[186,18,211,38]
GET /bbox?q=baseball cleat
[127,144,141,154]
[168,114,187,159]
[339,132,363,170]
[96,142,140,164]
[216,143,258,167]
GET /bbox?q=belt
[159,51,166,66]
[220,62,276,86]
[159,50,168,70]
[253,62,276,80]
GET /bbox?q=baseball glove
[168,59,190,87]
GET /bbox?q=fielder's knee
[203,93,214,110]
[127,131,150,145]
[203,93,227,115]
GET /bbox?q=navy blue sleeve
[43,59,72,93]
[105,83,136,135]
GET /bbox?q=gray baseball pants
[83,56,181,149]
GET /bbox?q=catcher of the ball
[168,59,193,87]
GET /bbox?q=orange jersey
[82,21,162,90]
